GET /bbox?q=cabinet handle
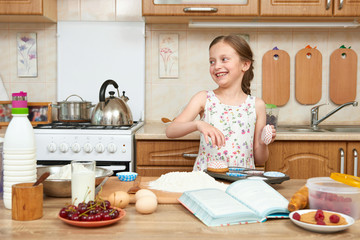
[339,0,344,10]
[354,149,358,177]
[182,153,198,158]
[326,0,331,10]
[183,7,218,13]
[339,148,345,174]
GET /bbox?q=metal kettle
[91,79,133,126]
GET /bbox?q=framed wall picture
[0,101,52,127]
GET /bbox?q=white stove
[34,121,144,173]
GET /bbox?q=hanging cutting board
[330,48,357,105]
[295,48,322,105]
[262,50,290,106]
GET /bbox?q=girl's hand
[196,121,225,148]
[270,125,276,143]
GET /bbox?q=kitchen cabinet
[266,141,359,179]
[261,0,360,17]
[142,0,259,23]
[136,140,199,176]
[0,0,57,23]
[143,0,360,23]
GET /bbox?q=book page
[180,189,259,220]
[226,180,289,217]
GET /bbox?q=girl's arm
[166,91,225,147]
[253,98,276,166]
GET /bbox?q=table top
[0,179,359,240]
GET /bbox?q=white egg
[135,189,157,201]
[135,196,158,214]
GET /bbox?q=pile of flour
[148,171,229,193]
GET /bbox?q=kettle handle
[99,79,119,102]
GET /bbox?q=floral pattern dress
[193,90,256,171]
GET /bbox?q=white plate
[289,209,355,233]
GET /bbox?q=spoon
[33,172,50,187]
[161,117,172,123]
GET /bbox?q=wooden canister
[12,182,43,221]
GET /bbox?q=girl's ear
[242,61,251,72]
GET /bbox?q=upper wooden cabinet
[0,0,57,22]
[334,0,360,16]
[142,0,258,23]
[143,0,360,23]
[260,0,333,17]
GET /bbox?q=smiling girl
[166,35,276,171]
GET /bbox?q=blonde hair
[209,35,254,95]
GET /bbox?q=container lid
[11,108,28,114]
[265,104,277,109]
[330,173,360,189]
[12,91,27,97]
[306,177,360,194]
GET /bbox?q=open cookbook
[178,179,289,227]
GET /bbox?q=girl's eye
[222,57,229,62]
[209,60,215,65]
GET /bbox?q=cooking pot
[52,94,94,122]
[91,79,133,126]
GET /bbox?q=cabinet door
[142,0,258,16]
[0,0,43,15]
[266,141,346,179]
[334,0,360,16]
[260,0,332,17]
[136,140,199,166]
[346,142,360,177]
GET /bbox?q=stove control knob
[71,143,81,153]
[47,143,57,153]
[95,143,105,153]
[84,143,93,153]
[107,143,117,153]
[121,146,126,153]
[59,143,69,153]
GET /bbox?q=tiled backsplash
[0,0,359,125]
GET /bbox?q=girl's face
[209,41,249,88]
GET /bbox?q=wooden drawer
[136,140,199,166]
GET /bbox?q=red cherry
[314,209,325,221]
[329,214,340,223]
[293,212,301,221]
[316,220,326,225]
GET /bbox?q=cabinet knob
[182,153,198,158]
[340,148,345,174]
[339,0,344,10]
[326,0,331,10]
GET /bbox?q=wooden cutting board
[99,176,182,204]
[295,48,322,105]
[262,49,290,106]
[330,48,358,105]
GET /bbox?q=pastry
[207,161,229,173]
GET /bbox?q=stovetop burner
[34,121,139,130]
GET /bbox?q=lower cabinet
[266,141,359,179]
[136,140,199,176]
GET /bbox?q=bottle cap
[11,91,28,109]
[330,173,360,188]
[11,108,29,114]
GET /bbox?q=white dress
[193,90,256,171]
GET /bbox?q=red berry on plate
[293,212,301,221]
[329,214,340,223]
[315,209,325,221]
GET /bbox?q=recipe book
[178,180,289,227]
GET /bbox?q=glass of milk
[71,160,95,205]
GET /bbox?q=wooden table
[0,179,359,240]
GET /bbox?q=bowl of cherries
[58,199,126,227]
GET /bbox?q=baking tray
[205,168,290,184]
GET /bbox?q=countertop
[0,179,359,240]
[135,122,360,141]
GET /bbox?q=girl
[166,35,276,171]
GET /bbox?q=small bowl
[116,172,137,182]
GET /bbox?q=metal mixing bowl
[37,165,113,197]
